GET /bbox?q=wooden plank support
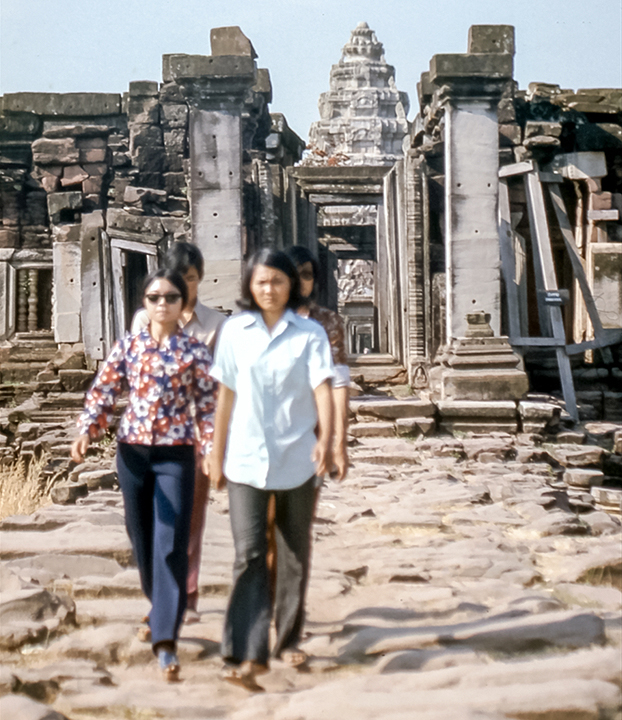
[524,171,578,421]
[498,179,521,341]
[499,160,535,178]
[547,181,614,364]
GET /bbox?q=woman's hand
[312,439,332,477]
[209,454,227,490]
[70,434,90,464]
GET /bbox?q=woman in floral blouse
[70,268,215,682]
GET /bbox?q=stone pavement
[1,433,621,720]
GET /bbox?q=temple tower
[308,22,409,166]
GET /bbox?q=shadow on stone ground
[1,433,621,719]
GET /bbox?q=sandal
[280,647,308,668]
[158,649,180,682]
[137,616,151,642]
[221,661,266,692]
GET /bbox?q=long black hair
[285,245,320,301]
[142,268,189,308]
[238,248,301,311]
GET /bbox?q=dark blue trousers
[116,442,195,650]
[222,476,316,666]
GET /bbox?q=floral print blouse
[77,328,215,455]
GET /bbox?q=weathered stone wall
[0,27,305,368]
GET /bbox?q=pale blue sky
[1,0,621,140]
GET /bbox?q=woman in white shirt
[207,248,334,691]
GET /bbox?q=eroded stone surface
[0,436,620,719]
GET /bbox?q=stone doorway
[109,239,158,338]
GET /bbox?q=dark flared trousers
[222,476,316,666]
[116,442,195,650]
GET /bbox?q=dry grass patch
[0,453,52,520]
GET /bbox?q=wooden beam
[498,179,521,341]
[499,160,535,178]
[524,170,578,421]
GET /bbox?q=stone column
[27,269,38,332]
[53,241,82,343]
[430,30,514,339]
[165,28,258,312]
[428,26,529,430]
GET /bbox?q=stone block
[210,26,258,58]
[129,124,162,152]
[42,124,110,139]
[549,151,608,180]
[468,25,515,54]
[32,137,79,165]
[525,121,563,138]
[82,177,103,195]
[163,172,186,196]
[47,191,83,221]
[58,369,93,392]
[564,468,604,488]
[160,102,189,129]
[61,165,89,188]
[50,482,88,504]
[132,146,165,174]
[128,80,159,97]
[127,96,159,124]
[79,147,107,164]
[163,128,186,153]
[498,123,521,146]
[106,208,164,240]
[0,112,41,137]
[40,173,60,192]
[78,469,117,490]
[52,223,81,243]
[354,398,435,420]
[2,92,121,117]
[523,135,561,150]
[395,417,436,437]
[442,369,528,402]
[165,53,256,82]
[430,53,513,82]
[0,690,73,719]
[350,421,395,438]
[0,228,19,248]
[123,186,167,204]
[82,162,108,177]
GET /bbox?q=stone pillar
[430,29,514,339]
[27,269,38,332]
[428,26,530,431]
[0,258,16,340]
[53,241,82,343]
[165,27,258,312]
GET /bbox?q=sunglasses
[145,293,182,305]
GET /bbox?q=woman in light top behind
[71,268,215,682]
[207,248,336,691]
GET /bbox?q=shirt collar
[242,308,300,334]
[137,326,187,350]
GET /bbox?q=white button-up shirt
[209,309,334,490]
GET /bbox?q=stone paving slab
[0,435,620,719]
